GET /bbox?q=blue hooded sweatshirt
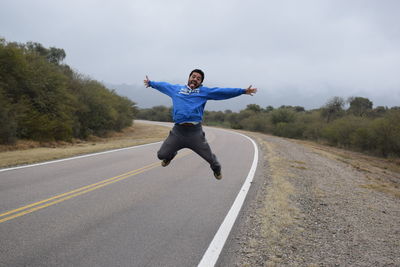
[149,81,246,123]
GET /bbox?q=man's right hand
[144,75,150,88]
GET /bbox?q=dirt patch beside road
[0,122,169,168]
[224,132,400,266]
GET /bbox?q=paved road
[0,123,257,267]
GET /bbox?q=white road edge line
[198,131,258,267]
[0,141,162,173]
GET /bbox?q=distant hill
[106,83,171,109]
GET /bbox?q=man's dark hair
[189,69,205,82]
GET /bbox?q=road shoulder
[218,131,400,266]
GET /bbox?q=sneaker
[214,171,222,180]
[161,159,171,167]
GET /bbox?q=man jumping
[144,69,257,180]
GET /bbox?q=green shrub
[270,108,296,125]
[321,116,366,147]
[0,89,17,144]
[273,122,306,138]
[369,111,400,156]
[0,39,136,142]
[241,114,270,132]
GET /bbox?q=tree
[136,105,172,122]
[265,105,274,112]
[26,42,48,57]
[347,96,373,116]
[245,104,262,113]
[47,47,66,64]
[321,96,345,122]
[371,106,387,117]
[25,42,66,64]
[294,106,305,112]
[270,108,296,125]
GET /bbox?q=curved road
[0,122,257,267]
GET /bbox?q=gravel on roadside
[219,132,400,267]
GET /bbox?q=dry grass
[259,141,299,235]
[0,122,170,168]
[292,139,400,199]
[245,137,304,263]
[293,139,400,173]
[237,130,399,199]
[360,175,400,198]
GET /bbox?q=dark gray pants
[157,124,221,173]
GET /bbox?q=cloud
[1,0,399,109]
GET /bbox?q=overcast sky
[1,0,399,110]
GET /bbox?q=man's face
[188,72,203,89]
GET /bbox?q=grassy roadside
[0,122,170,169]
[291,139,400,199]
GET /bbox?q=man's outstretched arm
[143,75,177,97]
[206,85,258,100]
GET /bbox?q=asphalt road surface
[0,123,257,267]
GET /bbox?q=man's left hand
[245,85,258,96]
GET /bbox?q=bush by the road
[0,38,137,144]
[138,102,400,157]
